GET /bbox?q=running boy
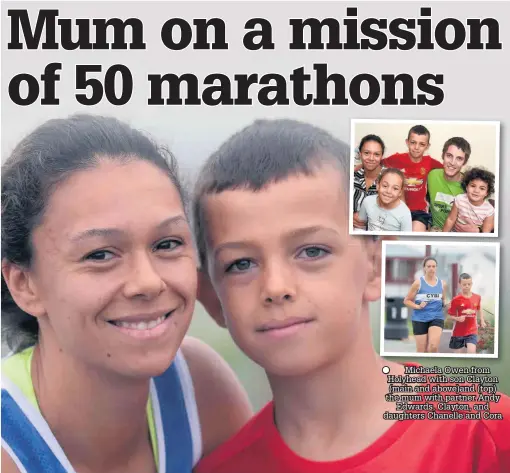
[448,273,486,354]
[193,119,510,473]
[358,168,412,232]
[443,167,496,233]
[382,125,443,232]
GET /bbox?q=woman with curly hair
[442,167,496,233]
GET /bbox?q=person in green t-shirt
[427,137,471,231]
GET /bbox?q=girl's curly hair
[461,167,495,197]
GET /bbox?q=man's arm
[454,220,481,233]
[443,202,458,232]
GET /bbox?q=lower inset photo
[380,240,500,358]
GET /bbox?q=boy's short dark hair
[193,119,350,268]
[377,168,405,188]
[442,137,471,164]
[461,167,495,197]
[407,125,430,141]
[459,273,472,282]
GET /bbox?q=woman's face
[28,159,197,379]
[424,260,437,277]
[360,140,383,172]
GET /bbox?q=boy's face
[376,173,403,205]
[460,278,473,293]
[405,132,430,160]
[466,178,489,204]
[202,163,379,376]
[442,145,466,179]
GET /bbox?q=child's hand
[457,316,466,322]
[454,220,479,233]
[444,300,451,310]
[418,302,427,309]
[480,320,487,329]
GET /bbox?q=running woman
[404,257,449,353]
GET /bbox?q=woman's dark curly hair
[2,114,186,353]
[461,167,495,197]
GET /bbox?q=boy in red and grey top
[196,365,510,473]
[448,273,486,353]
[382,125,442,231]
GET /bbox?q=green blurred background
[188,300,508,412]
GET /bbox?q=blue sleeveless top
[1,350,202,473]
[413,276,444,322]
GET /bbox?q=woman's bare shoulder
[180,336,253,458]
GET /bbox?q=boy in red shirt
[448,273,487,354]
[382,125,443,232]
[193,119,510,473]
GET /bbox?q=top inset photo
[349,119,500,237]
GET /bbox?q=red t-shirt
[382,153,443,212]
[195,364,510,473]
[448,293,481,337]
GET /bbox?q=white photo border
[349,119,500,238]
[379,239,500,359]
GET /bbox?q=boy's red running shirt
[382,153,443,212]
[448,293,482,337]
[195,363,510,473]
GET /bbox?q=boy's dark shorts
[412,319,444,336]
[449,334,478,349]
[411,210,432,229]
